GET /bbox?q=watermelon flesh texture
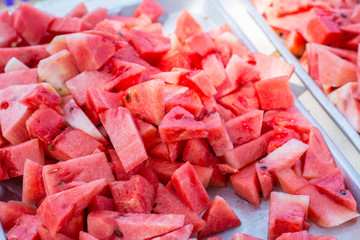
[201,53,227,88]
[49,17,92,34]
[37,179,107,236]
[175,10,202,43]
[87,210,122,239]
[165,89,204,119]
[79,231,99,240]
[0,201,36,231]
[134,0,164,22]
[182,138,212,167]
[231,232,262,240]
[7,214,43,240]
[276,230,311,240]
[152,224,193,240]
[22,159,46,205]
[255,162,274,200]
[42,152,114,195]
[0,69,38,90]
[88,195,115,212]
[109,175,155,214]
[19,84,61,111]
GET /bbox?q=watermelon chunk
[182,138,212,166]
[66,33,115,72]
[49,17,92,33]
[22,159,46,205]
[123,79,165,126]
[88,195,115,212]
[185,32,216,57]
[277,168,310,195]
[201,53,227,88]
[82,8,108,28]
[7,214,43,240]
[159,106,208,142]
[198,195,241,238]
[0,201,36,231]
[165,89,204,119]
[19,84,60,111]
[175,10,202,42]
[109,175,155,214]
[79,231,99,240]
[152,224,193,240]
[231,232,262,240]
[38,226,73,240]
[276,230,310,240]
[100,107,148,172]
[37,179,106,235]
[255,162,274,200]
[230,162,260,206]
[226,54,260,85]
[4,57,29,73]
[134,0,164,22]
[0,69,38,90]
[135,118,161,150]
[42,152,114,195]
[184,70,217,97]
[0,12,17,48]
[66,2,88,18]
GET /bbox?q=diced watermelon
[49,17,92,33]
[87,210,123,239]
[0,13,17,48]
[267,126,302,153]
[82,8,108,28]
[255,162,274,200]
[109,175,155,214]
[159,106,208,142]
[152,224,193,240]
[38,226,73,240]
[12,3,54,45]
[185,32,215,57]
[202,53,227,88]
[66,2,88,18]
[277,168,310,195]
[230,162,260,206]
[182,138,211,166]
[202,111,233,156]
[168,162,210,214]
[100,107,148,172]
[19,84,60,111]
[123,79,165,126]
[0,201,36,231]
[285,30,305,57]
[79,231,99,240]
[226,109,263,146]
[198,195,241,238]
[0,69,38,90]
[7,214,43,240]
[108,148,137,181]
[88,195,115,212]
[165,89,204,119]
[135,118,161,150]
[157,50,192,71]
[223,130,274,169]
[175,10,202,42]
[149,142,172,161]
[66,33,115,72]
[22,159,46,205]
[42,152,114,195]
[231,232,262,240]
[134,0,164,22]
[183,70,217,97]
[37,179,106,235]
[60,212,85,239]
[167,141,185,162]
[276,230,310,240]
[4,57,29,73]
[227,54,260,85]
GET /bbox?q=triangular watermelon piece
[0,200,36,231]
[159,106,208,142]
[4,57,29,73]
[88,195,115,212]
[7,214,43,240]
[22,159,46,205]
[66,2,88,18]
[175,10,202,42]
[153,184,206,233]
[182,138,212,167]
[114,213,185,239]
[276,230,310,240]
[201,53,227,88]
[49,17,91,33]
[309,168,357,211]
[87,210,122,239]
[123,79,165,126]
[37,179,107,235]
[165,89,204,119]
[82,8,108,28]
[152,224,193,240]
[277,168,310,195]
[198,195,241,238]
[133,0,164,22]
[0,69,38,90]
[135,118,161,150]
[79,231,99,240]
[255,162,274,200]
[231,232,262,240]
[183,70,217,97]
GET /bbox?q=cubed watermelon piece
[182,138,211,166]
[0,201,36,231]
[268,192,309,240]
[149,142,172,161]
[37,179,107,235]
[82,8,108,28]
[135,118,161,150]
[136,166,160,185]
[0,69,38,90]
[22,159,46,205]
[108,149,139,181]
[185,32,215,57]
[12,3,54,45]
[19,84,60,111]
[231,232,262,240]
[85,87,122,117]
[277,168,310,195]
[123,79,165,126]
[202,111,233,156]
[303,127,336,179]
[4,57,29,73]
[47,34,68,55]
[0,138,44,180]
[66,71,114,106]
[79,231,99,240]
[285,30,306,57]
[88,195,115,212]
[109,175,155,214]
[66,33,115,72]
[165,89,204,119]
[309,168,357,211]
[310,234,337,240]
[66,2,88,18]
[152,224,193,240]
[26,105,66,143]
[42,152,114,195]
[159,106,208,142]
[87,210,122,239]
[0,13,17,48]
[198,195,241,238]
[267,126,302,153]
[276,230,310,240]
[230,162,260,207]
[226,54,260,85]
[100,107,148,172]
[202,53,227,88]
[61,212,85,239]
[183,70,217,97]
[49,17,91,33]
[7,214,43,240]
[255,162,274,200]
[224,130,274,169]
[157,50,192,71]
[226,110,263,146]
[168,162,210,214]
[38,226,73,240]
[175,10,202,42]
[134,0,164,22]
[167,141,185,162]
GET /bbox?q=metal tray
[239,0,360,153]
[1,0,360,239]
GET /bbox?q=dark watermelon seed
[153,203,157,208]
[69,108,74,113]
[260,166,267,170]
[126,93,131,102]
[48,144,54,150]
[279,32,283,37]
[117,32,123,37]
[340,190,346,195]
[135,94,139,102]
[95,122,102,127]
[341,13,347,18]
[114,229,123,237]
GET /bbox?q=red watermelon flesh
[226,54,260,85]
[268,192,309,240]
[46,127,104,161]
[255,162,274,200]
[0,200,36,231]
[167,141,185,162]
[277,168,310,195]
[0,69,38,90]
[223,130,274,169]
[168,162,210,214]
[82,7,108,28]
[296,184,359,227]
[152,224,193,240]
[157,50,192,71]
[25,104,66,144]
[183,70,217,97]
[226,109,263,146]
[149,142,172,161]
[7,214,43,240]
[88,195,115,212]
[258,138,309,174]
[100,107,148,172]
[217,82,259,115]
[153,183,206,233]
[231,232,262,240]
[0,13,17,48]
[303,127,336,179]
[19,84,60,111]
[198,195,241,238]
[79,231,99,240]
[134,0,164,22]
[12,3,54,45]
[175,10,202,43]
[202,111,233,156]
[38,226,74,240]
[66,70,114,106]
[185,32,216,57]
[66,2,88,18]
[108,148,139,181]
[123,79,165,126]
[37,179,106,235]
[49,17,92,33]
[202,53,227,88]
[230,162,260,206]
[147,158,182,184]
[42,152,114,195]
[47,34,68,55]
[165,89,204,119]
[60,212,85,239]
[135,118,161,150]
[309,168,357,211]
[0,138,44,180]
[285,30,306,57]
[4,57,29,73]
[152,71,184,85]
[109,175,155,214]
[310,234,337,240]
[217,104,236,122]
[66,33,115,72]
[276,230,311,240]
[182,138,212,166]
[87,210,123,239]
[271,0,313,17]
[159,106,208,142]
[22,159,46,205]
[267,126,302,153]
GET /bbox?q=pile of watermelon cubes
[252,0,360,133]
[0,0,358,239]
